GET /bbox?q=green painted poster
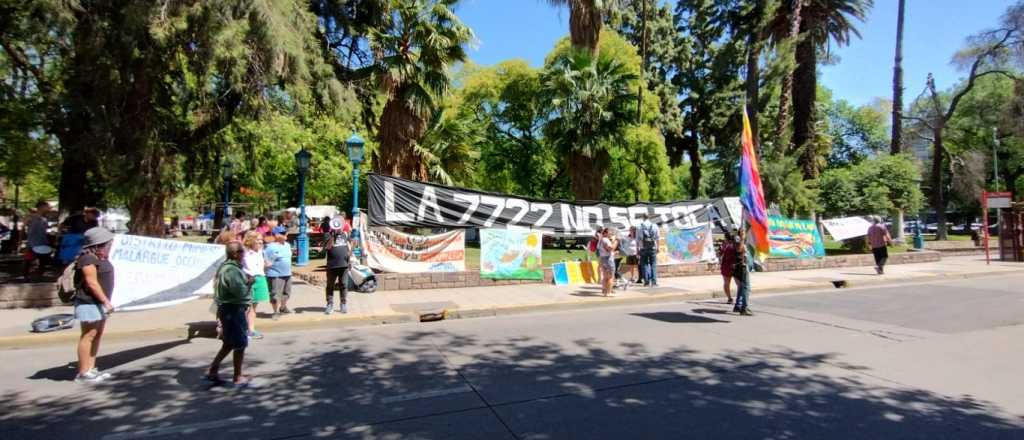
[767,216,825,259]
[480,229,544,280]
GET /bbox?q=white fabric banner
[821,216,872,241]
[360,223,465,273]
[108,235,224,311]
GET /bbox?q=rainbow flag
[739,106,770,259]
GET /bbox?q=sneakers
[279,306,292,315]
[248,330,264,339]
[340,303,348,314]
[89,367,112,380]
[324,301,334,315]
[739,308,754,316]
[272,312,280,321]
[75,369,107,384]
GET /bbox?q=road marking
[379,385,473,404]
[101,415,253,440]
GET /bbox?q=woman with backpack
[73,227,116,384]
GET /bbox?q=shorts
[599,256,615,273]
[217,303,249,350]
[74,303,107,323]
[625,255,638,266]
[251,276,270,303]
[269,276,292,302]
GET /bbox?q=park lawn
[822,239,908,256]
[462,245,588,271]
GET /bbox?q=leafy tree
[759,155,818,217]
[369,0,474,180]
[818,154,924,218]
[825,94,890,167]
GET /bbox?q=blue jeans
[639,253,658,285]
[734,265,750,311]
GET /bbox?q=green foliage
[602,126,678,202]
[818,154,925,218]
[826,94,890,167]
[759,155,818,217]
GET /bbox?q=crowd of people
[587,213,753,316]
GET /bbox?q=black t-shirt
[75,253,115,304]
[326,234,351,269]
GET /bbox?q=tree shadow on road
[2,326,1022,439]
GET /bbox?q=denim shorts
[217,303,250,350]
[74,303,107,323]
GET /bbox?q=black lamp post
[222,161,234,221]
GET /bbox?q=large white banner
[821,216,872,241]
[360,223,465,273]
[108,235,225,311]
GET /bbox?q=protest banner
[821,216,872,241]
[368,173,738,235]
[552,262,570,286]
[480,229,544,280]
[108,235,224,311]
[768,216,825,259]
[663,223,717,264]
[360,223,465,273]
[566,261,584,284]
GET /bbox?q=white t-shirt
[243,249,266,276]
[598,237,615,258]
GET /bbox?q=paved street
[1,274,1022,439]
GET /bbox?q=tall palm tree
[891,0,905,154]
[546,0,608,54]
[773,0,803,155]
[543,51,638,200]
[370,0,473,180]
[416,107,481,186]
[771,0,871,179]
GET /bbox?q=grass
[822,239,908,256]
[462,245,588,271]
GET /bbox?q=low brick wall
[0,283,62,309]
[295,250,942,291]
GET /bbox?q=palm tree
[771,0,872,179]
[543,50,638,200]
[370,0,474,180]
[416,107,481,186]
[546,0,608,54]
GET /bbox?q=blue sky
[455,0,1011,107]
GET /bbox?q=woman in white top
[242,231,270,339]
[619,226,639,284]
[598,227,618,297]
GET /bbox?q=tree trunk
[931,126,948,240]
[57,143,103,214]
[568,149,609,201]
[569,0,602,55]
[686,138,702,199]
[129,190,168,237]
[773,0,802,155]
[792,31,818,179]
[375,96,428,179]
[890,0,906,154]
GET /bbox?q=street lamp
[221,161,234,221]
[345,132,366,261]
[295,148,312,266]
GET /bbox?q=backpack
[56,258,80,303]
[641,224,657,251]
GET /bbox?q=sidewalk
[0,255,1019,348]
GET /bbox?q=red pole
[984,191,990,265]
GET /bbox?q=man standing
[324,230,351,315]
[206,241,253,387]
[265,234,293,320]
[23,201,52,281]
[867,216,892,275]
[637,213,660,287]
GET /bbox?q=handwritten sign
[109,235,225,311]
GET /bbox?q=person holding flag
[735,106,768,316]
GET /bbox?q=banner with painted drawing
[360,223,466,273]
[768,216,826,259]
[368,173,739,235]
[480,229,543,280]
[108,235,224,311]
[662,223,717,264]
[821,216,872,241]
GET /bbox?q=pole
[983,191,990,265]
[12,184,20,252]
[993,127,1000,191]
[223,179,231,220]
[351,166,363,263]
[296,171,309,266]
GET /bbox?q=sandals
[202,374,227,387]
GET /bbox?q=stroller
[347,256,378,293]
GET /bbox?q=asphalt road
[1,274,1022,439]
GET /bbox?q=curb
[0,269,1017,350]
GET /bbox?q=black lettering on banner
[368,173,738,235]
